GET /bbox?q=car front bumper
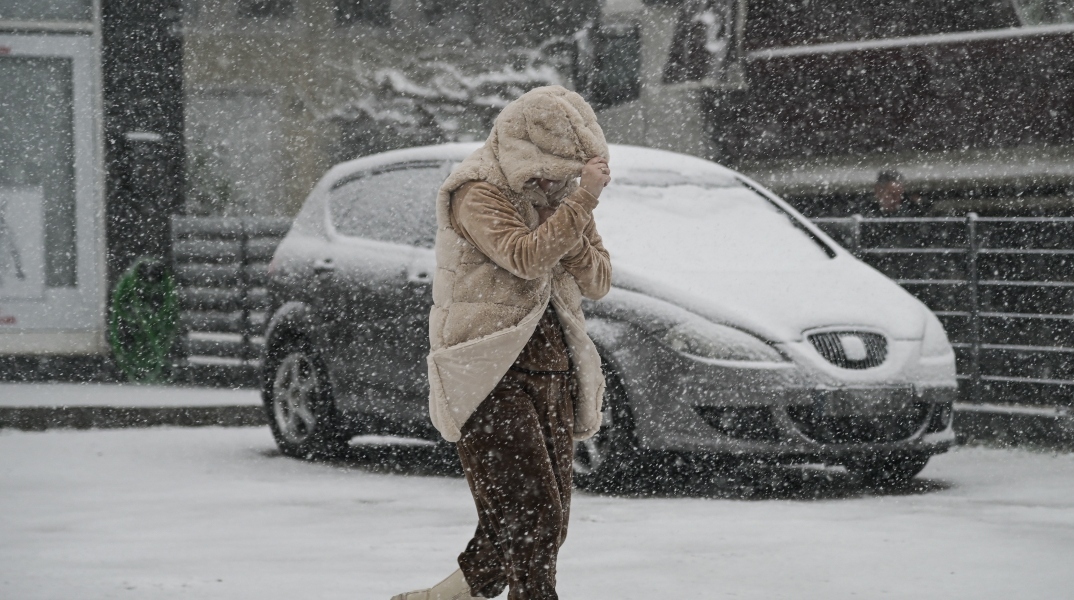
[601,324,957,461]
[645,385,956,460]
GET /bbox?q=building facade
[180,0,597,217]
[0,0,184,356]
[605,0,1074,216]
[0,0,596,358]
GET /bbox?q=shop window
[335,0,390,27]
[0,57,77,288]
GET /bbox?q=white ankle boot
[390,569,482,600]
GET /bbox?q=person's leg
[537,373,575,549]
[455,372,569,600]
[454,452,507,599]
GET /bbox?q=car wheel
[264,338,348,460]
[848,452,930,487]
[573,373,638,491]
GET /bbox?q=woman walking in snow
[391,85,612,600]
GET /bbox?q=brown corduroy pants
[455,367,575,600]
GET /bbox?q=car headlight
[920,311,953,358]
[661,321,785,363]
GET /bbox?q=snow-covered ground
[2,426,1073,600]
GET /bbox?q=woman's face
[534,178,564,194]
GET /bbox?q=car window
[600,169,833,272]
[329,164,444,248]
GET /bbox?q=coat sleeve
[451,182,598,281]
[560,217,612,300]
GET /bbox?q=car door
[391,165,449,424]
[321,161,447,425]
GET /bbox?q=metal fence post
[169,217,187,380]
[851,213,863,257]
[239,219,252,363]
[966,212,982,403]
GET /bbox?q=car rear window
[329,164,444,248]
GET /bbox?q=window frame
[0,33,107,350]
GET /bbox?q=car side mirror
[573,21,642,109]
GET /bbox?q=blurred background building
[178,0,1074,220]
[179,0,600,218]
[607,0,1074,217]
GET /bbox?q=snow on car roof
[324,142,740,183]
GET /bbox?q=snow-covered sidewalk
[0,383,264,430]
[2,427,1072,600]
[0,382,261,408]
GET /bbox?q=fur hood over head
[442,85,609,206]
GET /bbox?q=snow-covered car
[262,143,957,487]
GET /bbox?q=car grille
[808,331,887,369]
[786,402,931,444]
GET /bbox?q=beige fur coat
[426,85,611,442]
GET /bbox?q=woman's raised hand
[580,157,611,199]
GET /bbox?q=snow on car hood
[596,170,928,343]
[611,259,927,343]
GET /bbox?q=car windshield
[598,169,833,272]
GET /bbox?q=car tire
[573,371,639,492]
[848,452,930,487]
[263,337,348,460]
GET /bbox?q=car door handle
[313,258,336,274]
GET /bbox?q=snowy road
[2,427,1073,600]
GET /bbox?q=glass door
[0,34,103,353]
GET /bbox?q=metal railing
[814,215,1074,407]
[168,214,1074,406]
